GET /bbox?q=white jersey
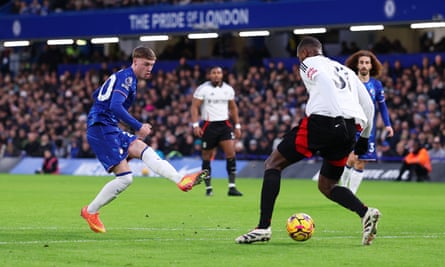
[300,55,374,138]
[193,81,235,121]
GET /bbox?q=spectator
[76,140,96,158]
[428,136,445,162]
[175,56,193,74]
[3,138,21,157]
[35,149,59,174]
[54,138,67,158]
[246,138,259,155]
[39,133,55,156]
[23,132,41,157]
[395,139,432,182]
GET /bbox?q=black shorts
[201,120,234,150]
[277,114,356,166]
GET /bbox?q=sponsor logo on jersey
[307,67,318,80]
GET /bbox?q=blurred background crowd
[4,0,266,15]
[1,43,444,163]
[0,0,444,164]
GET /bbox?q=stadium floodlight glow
[239,30,270,37]
[47,39,74,45]
[76,39,87,46]
[91,37,119,44]
[3,40,30,47]
[349,25,384,31]
[293,28,327,35]
[187,32,219,39]
[410,22,445,29]
[139,35,169,42]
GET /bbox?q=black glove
[354,137,369,155]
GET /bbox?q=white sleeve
[193,84,205,100]
[355,77,374,138]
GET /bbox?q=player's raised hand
[137,123,152,139]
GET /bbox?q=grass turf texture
[0,174,444,267]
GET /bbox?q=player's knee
[319,176,342,199]
[117,173,133,187]
[264,153,285,171]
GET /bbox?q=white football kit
[300,55,374,138]
[193,81,235,121]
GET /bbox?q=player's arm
[109,92,142,131]
[228,99,240,126]
[191,97,203,126]
[228,99,241,138]
[191,97,203,137]
[376,82,394,137]
[375,81,391,127]
[378,100,391,126]
[356,80,375,138]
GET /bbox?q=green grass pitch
[0,174,444,267]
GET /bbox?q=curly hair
[344,50,383,77]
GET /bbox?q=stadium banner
[0,0,443,40]
[0,157,22,173]
[239,160,445,182]
[6,157,445,182]
[8,157,246,178]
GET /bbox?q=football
[141,167,150,176]
[286,213,315,241]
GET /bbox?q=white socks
[349,169,364,194]
[340,166,364,194]
[88,172,133,213]
[141,147,182,183]
[87,146,184,214]
[312,170,320,181]
[339,166,352,187]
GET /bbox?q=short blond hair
[132,46,156,60]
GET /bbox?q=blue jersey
[87,67,141,131]
[86,67,141,171]
[359,77,391,161]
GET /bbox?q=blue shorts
[87,124,137,172]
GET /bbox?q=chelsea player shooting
[81,46,207,233]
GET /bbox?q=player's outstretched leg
[177,170,209,192]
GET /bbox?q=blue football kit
[358,77,391,161]
[86,67,142,171]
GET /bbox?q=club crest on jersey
[122,77,133,90]
[307,67,318,80]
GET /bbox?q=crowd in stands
[0,40,444,164]
[5,0,264,14]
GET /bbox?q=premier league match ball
[286,213,315,242]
